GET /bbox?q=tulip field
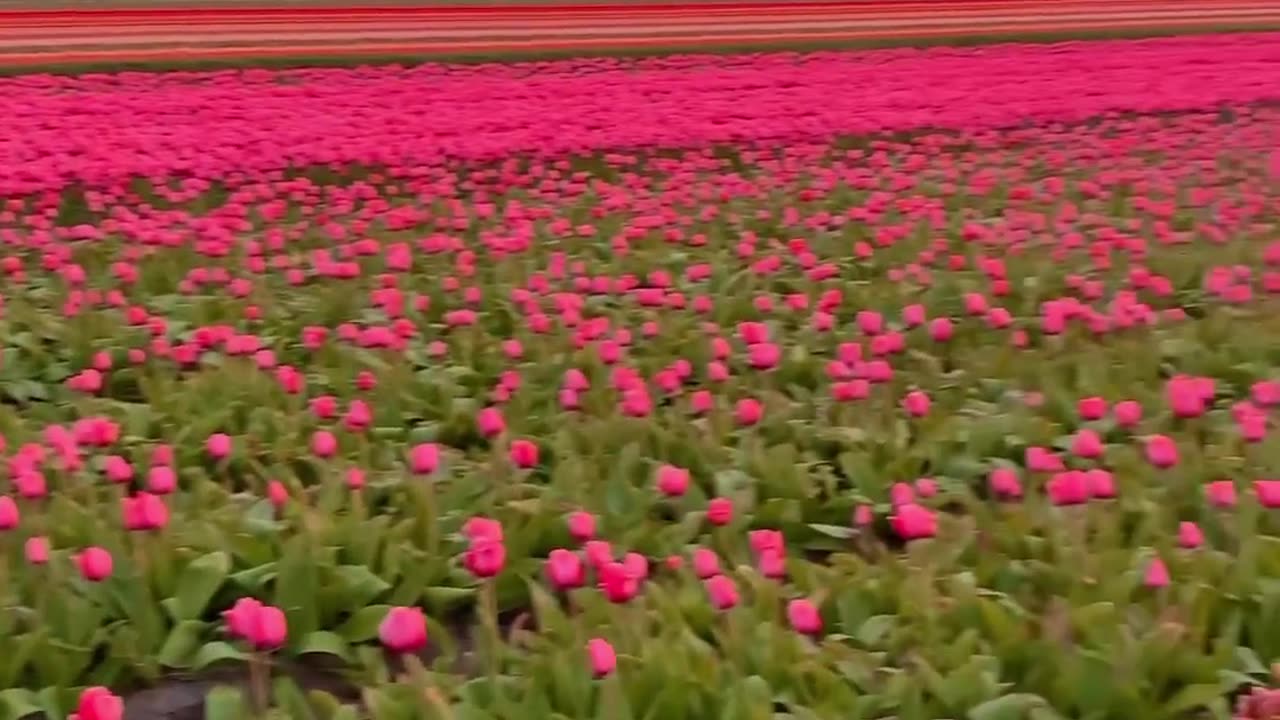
[6,28,1280,720]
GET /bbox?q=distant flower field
[2,31,1280,720]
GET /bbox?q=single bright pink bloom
[656,464,690,497]
[706,497,733,526]
[1206,480,1238,508]
[567,511,596,541]
[464,539,506,578]
[409,443,441,474]
[890,503,937,540]
[509,439,539,469]
[902,390,931,418]
[1047,471,1089,506]
[76,546,113,581]
[1178,521,1204,549]
[546,548,585,590]
[72,687,123,720]
[786,598,823,635]
[0,496,18,530]
[1255,480,1280,509]
[1077,396,1108,421]
[599,561,640,603]
[379,606,428,654]
[692,547,721,579]
[1144,435,1179,469]
[206,433,232,459]
[476,407,507,438]
[734,397,763,426]
[705,574,739,610]
[1144,557,1170,588]
[587,637,616,677]
[25,536,49,565]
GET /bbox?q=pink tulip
[463,517,504,543]
[1206,480,1238,508]
[464,539,506,578]
[310,430,338,458]
[705,574,740,610]
[1178,521,1204,549]
[476,407,507,437]
[587,637,617,677]
[76,547,113,581]
[599,561,640,603]
[706,497,733,526]
[1113,400,1143,428]
[890,503,937,540]
[122,492,169,531]
[786,598,823,635]
[567,511,596,541]
[206,433,232,459]
[379,606,428,654]
[1255,480,1280,509]
[1077,396,1108,421]
[656,464,691,497]
[267,480,289,509]
[0,496,18,530]
[1047,471,1089,506]
[1144,557,1170,588]
[1144,435,1179,469]
[25,536,49,565]
[409,443,441,474]
[546,548,585,590]
[71,687,123,720]
[692,548,721,579]
[988,468,1023,499]
[734,397,763,426]
[902,390,931,418]
[147,465,177,494]
[509,439,539,469]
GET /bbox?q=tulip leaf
[337,605,393,643]
[855,615,896,647]
[0,689,41,720]
[968,693,1051,720]
[191,641,247,671]
[157,620,205,668]
[334,565,392,607]
[424,586,476,615]
[332,706,360,720]
[297,631,352,661]
[276,537,320,638]
[274,677,318,720]
[808,523,855,539]
[1162,683,1227,716]
[205,685,247,720]
[172,551,231,620]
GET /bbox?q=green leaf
[969,694,1050,720]
[856,615,895,647]
[158,621,205,668]
[337,605,392,643]
[192,641,247,671]
[334,565,392,608]
[1163,683,1226,716]
[808,523,855,539]
[172,552,231,620]
[423,586,476,615]
[205,686,247,720]
[273,677,317,720]
[297,631,352,662]
[331,706,360,720]
[0,688,41,720]
[276,537,320,638]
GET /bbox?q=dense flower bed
[3,33,1280,720]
